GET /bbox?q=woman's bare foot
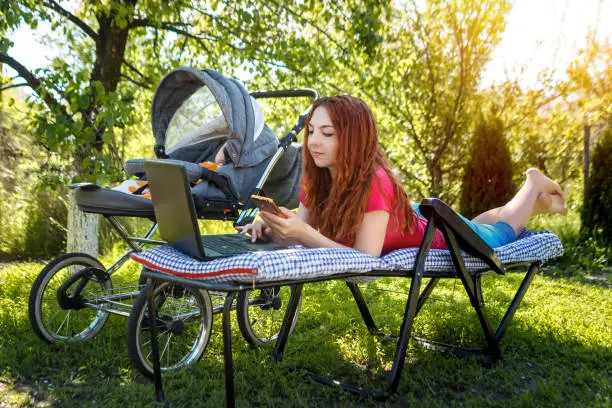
[534,192,567,215]
[548,193,567,214]
[526,168,565,198]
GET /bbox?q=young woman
[239,96,566,257]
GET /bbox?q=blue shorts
[411,204,516,248]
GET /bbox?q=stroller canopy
[151,67,277,168]
[77,67,303,217]
[147,67,301,207]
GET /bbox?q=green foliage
[0,184,67,260]
[567,34,612,125]
[374,0,511,201]
[582,128,612,245]
[460,113,515,219]
[0,90,66,259]
[478,78,583,208]
[528,211,610,273]
[21,189,67,258]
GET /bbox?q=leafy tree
[2,1,207,182]
[1,0,394,181]
[0,0,394,255]
[476,74,586,210]
[0,88,66,258]
[380,0,511,202]
[240,0,511,203]
[582,128,612,245]
[567,33,612,126]
[460,112,514,219]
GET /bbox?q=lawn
[0,253,610,407]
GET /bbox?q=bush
[21,189,67,258]
[460,113,515,219]
[528,211,609,274]
[0,92,69,259]
[582,128,612,246]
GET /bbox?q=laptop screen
[144,160,206,260]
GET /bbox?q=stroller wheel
[28,253,112,344]
[236,286,301,347]
[126,280,213,379]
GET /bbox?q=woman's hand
[258,208,307,245]
[235,219,271,243]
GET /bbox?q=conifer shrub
[460,114,515,219]
[581,128,612,245]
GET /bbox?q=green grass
[527,211,611,285]
[0,249,610,407]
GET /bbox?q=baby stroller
[27,66,318,378]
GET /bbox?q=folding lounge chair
[131,198,563,407]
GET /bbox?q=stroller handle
[235,89,320,226]
[250,89,320,100]
[250,88,320,149]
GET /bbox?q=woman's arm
[260,207,390,257]
[259,205,341,248]
[352,210,389,256]
[238,203,310,243]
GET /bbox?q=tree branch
[120,73,151,89]
[505,92,563,130]
[260,0,350,57]
[129,19,190,29]
[43,0,98,41]
[0,53,64,110]
[122,59,147,80]
[0,83,29,92]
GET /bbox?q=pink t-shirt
[298,168,447,254]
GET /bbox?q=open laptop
[144,160,286,260]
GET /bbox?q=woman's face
[307,106,339,174]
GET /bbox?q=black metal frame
[140,198,542,407]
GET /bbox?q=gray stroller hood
[76,67,303,218]
[146,67,301,207]
[151,67,277,167]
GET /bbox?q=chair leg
[273,284,303,363]
[222,292,237,408]
[471,276,501,361]
[442,228,502,361]
[496,261,539,341]
[146,278,166,404]
[346,282,378,334]
[415,278,439,316]
[384,270,424,396]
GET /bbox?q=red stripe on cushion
[131,254,257,279]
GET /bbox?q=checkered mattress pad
[130,230,563,284]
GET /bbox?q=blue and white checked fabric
[131,230,563,284]
[381,230,563,272]
[131,246,385,284]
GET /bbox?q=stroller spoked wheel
[28,253,112,344]
[126,281,213,379]
[236,286,301,347]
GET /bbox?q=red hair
[301,96,417,245]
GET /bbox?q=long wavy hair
[301,96,417,245]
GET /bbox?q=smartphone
[250,195,287,218]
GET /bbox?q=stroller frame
[140,199,543,407]
[28,87,320,377]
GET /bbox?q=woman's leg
[471,193,564,224]
[471,169,565,235]
[471,207,503,224]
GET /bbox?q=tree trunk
[67,189,98,257]
[65,8,133,257]
[429,160,443,198]
[584,124,591,193]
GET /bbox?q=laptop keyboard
[201,234,283,254]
